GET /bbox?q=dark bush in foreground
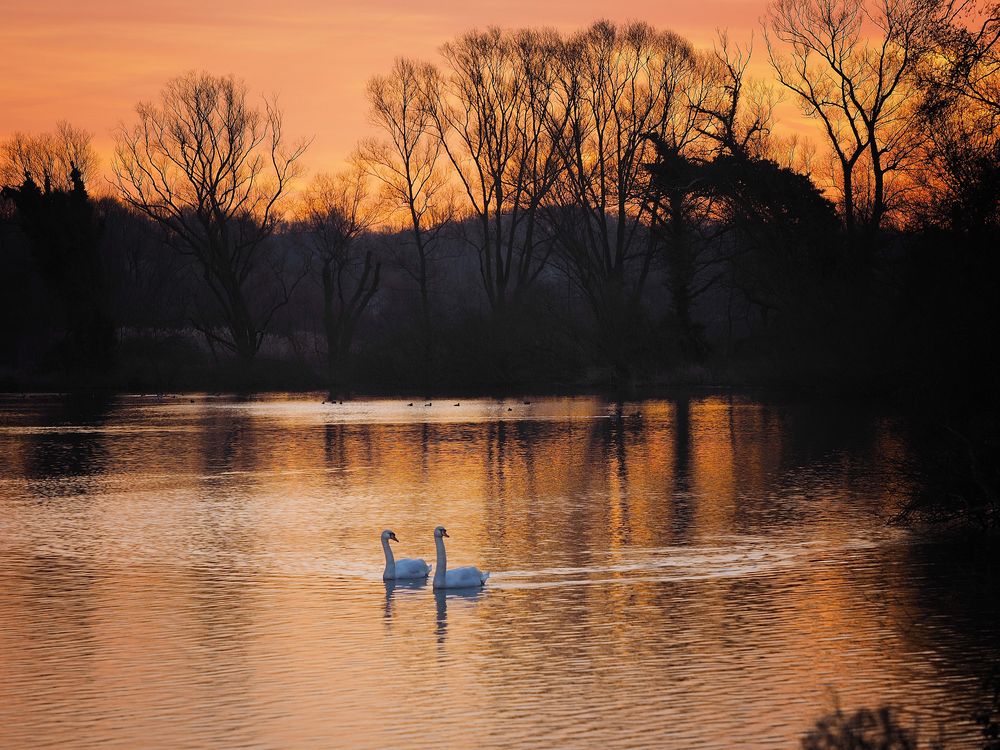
[803,706,920,750]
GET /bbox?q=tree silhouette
[298,170,381,393]
[547,21,702,378]
[765,0,938,237]
[113,72,308,361]
[360,57,453,388]
[0,121,98,193]
[1,165,113,369]
[426,28,566,317]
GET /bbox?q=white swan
[380,530,431,580]
[433,526,489,589]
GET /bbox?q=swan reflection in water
[382,580,486,644]
[435,587,485,645]
[382,579,428,625]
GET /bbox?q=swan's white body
[381,531,431,580]
[433,526,489,589]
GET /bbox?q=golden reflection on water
[0,394,995,749]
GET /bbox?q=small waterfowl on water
[432,526,489,589]
[380,530,431,580]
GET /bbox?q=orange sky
[1,0,783,178]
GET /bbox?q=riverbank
[0,347,912,399]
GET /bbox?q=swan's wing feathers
[445,566,489,587]
[395,557,432,578]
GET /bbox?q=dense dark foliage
[802,706,920,750]
[1,167,113,375]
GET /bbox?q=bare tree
[548,21,701,372]
[913,2,1000,225]
[112,71,308,361]
[359,57,452,384]
[919,1,1000,112]
[1,121,98,191]
[765,0,939,235]
[425,27,567,317]
[770,131,819,174]
[298,169,381,392]
[693,33,776,160]
[643,36,780,356]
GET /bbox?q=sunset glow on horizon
[2,0,783,177]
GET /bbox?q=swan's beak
[442,530,449,538]
[389,534,398,543]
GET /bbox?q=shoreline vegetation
[2,7,998,524]
[0,355,931,397]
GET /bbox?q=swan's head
[434,526,449,538]
[381,530,399,543]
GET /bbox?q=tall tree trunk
[664,193,705,359]
[416,241,433,394]
[321,259,343,393]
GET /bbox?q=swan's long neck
[381,537,395,579]
[433,535,447,587]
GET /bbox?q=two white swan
[379,526,489,588]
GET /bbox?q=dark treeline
[1,5,997,432]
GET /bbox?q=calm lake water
[0,393,996,749]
